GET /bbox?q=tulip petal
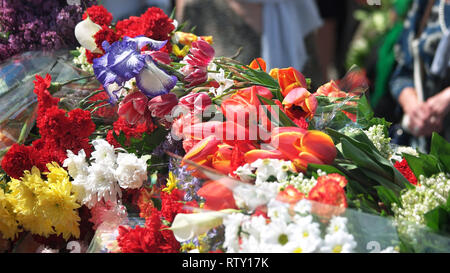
[300,130,337,164]
[182,135,221,167]
[244,149,287,164]
[270,131,304,160]
[283,88,310,106]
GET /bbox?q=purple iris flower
[93,36,177,104]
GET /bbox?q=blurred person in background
[390,0,450,151]
[175,0,323,71]
[315,0,360,82]
[102,0,172,21]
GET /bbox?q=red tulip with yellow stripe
[270,128,336,172]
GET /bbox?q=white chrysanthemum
[91,139,117,166]
[114,153,149,189]
[251,159,293,184]
[63,149,88,179]
[267,200,291,223]
[71,174,95,207]
[241,215,267,242]
[290,215,322,252]
[320,231,357,253]
[86,163,122,206]
[223,213,250,253]
[260,220,293,248]
[233,182,281,210]
[326,216,349,234]
[293,199,312,215]
[234,163,255,182]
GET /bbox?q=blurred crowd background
[0,0,449,152]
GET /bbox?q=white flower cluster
[364,124,393,159]
[392,172,450,225]
[63,139,149,208]
[235,159,294,185]
[72,47,94,74]
[281,170,328,196]
[389,145,419,162]
[223,200,358,253]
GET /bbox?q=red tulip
[147,93,178,118]
[182,135,220,169]
[197,179,238,211]
[117,91,149,125]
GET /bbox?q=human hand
[425,87,450,132]
[399,87,439,136]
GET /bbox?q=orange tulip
[269,67,307,97]
[270,129,336,172]
[300,130,337,165]
[248,58,266,71]
[283,87,318,120]
[212,144,234,174]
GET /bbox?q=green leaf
[307,164,346,176]
[430,133,450,173]
[257,95,298,127]
[375,186,402,213]
[404,153,442,178]
[424,206,450,233]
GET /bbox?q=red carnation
[85,50,103,64]
[67,108,96,138]
[106,117,156,148]
[33,74,59,117]
[94,26,119,53]
[82,5,113,27]
[117,208,180,253]
[89,90,118,119]
[1,144,36,179]
[116,7,174,41]
[394,158,418,185]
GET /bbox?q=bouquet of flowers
[0,4,449,253]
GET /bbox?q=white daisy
[320,231,357,253]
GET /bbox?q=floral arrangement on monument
[0,3,450,253]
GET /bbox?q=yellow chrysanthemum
[38,163,81,240]
[7,167,53,237]
[0,188,19,240]
[6,163,81,240]
[162,172,178,194]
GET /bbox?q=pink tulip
[179,92,212,113]
[148,93,178,118]
[117,91,149,125]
